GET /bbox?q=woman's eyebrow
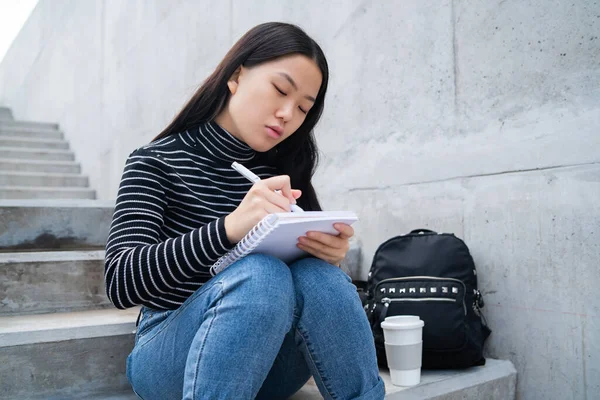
[277,72,316,102]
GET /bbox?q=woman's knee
[222,254,295,320]
[289,257,356,305]
[230,253,293,289]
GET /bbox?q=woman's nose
[276,102,294,122]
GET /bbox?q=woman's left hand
[297,223,354,266]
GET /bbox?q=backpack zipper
[381,297,457,303]
[376,297,461,325]
[375,276,467,316]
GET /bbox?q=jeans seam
[191,284,224,399]
[295,325,337,400]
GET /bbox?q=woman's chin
[248,140,277,153]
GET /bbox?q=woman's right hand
[224,175,302,243]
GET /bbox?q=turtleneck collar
[187,121,256,163]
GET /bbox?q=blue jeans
[126,254,385,399]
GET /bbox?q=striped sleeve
[104,149,234,309]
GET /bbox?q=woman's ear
[227,66,243,95]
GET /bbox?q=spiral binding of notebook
[210,214,279,276]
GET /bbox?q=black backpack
[358,229,491,369]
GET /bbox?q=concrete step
[0,136,69,150]
[0,199,113,251]
[0,308,139,399]
[0,186,96,199]
[0,158,81,174]
[0,250,110,316]
[0,120,59,131]
[0,171,89,187]
[291,359,517,399]
[19,357,516,399]
[0,146,75,162]
[0,127,64,140]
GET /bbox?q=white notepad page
[210,211,358,275]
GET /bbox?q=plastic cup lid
[381,315,424,330]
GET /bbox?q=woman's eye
[274,84,307,114]
[274,85,286,96]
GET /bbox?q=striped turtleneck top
[104,121,278,310]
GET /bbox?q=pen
[231,161,304,212]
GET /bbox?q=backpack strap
[353,280,369,307]
[352,280,368,291]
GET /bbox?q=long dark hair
[151,22,328,211]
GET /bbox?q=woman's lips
[266,126,282,139]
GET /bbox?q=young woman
[104,22,384,400]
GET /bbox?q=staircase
[0,107,138,399]
[0,108,96,200]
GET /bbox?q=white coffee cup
[380,315,425,386]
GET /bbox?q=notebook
[210,211,358,275]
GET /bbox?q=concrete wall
[0,1,598,398]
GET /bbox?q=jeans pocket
[135,307,174,345]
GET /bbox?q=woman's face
[216,54,322,152]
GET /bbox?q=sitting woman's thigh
[126,281,225,400]
[127,254,295,399]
